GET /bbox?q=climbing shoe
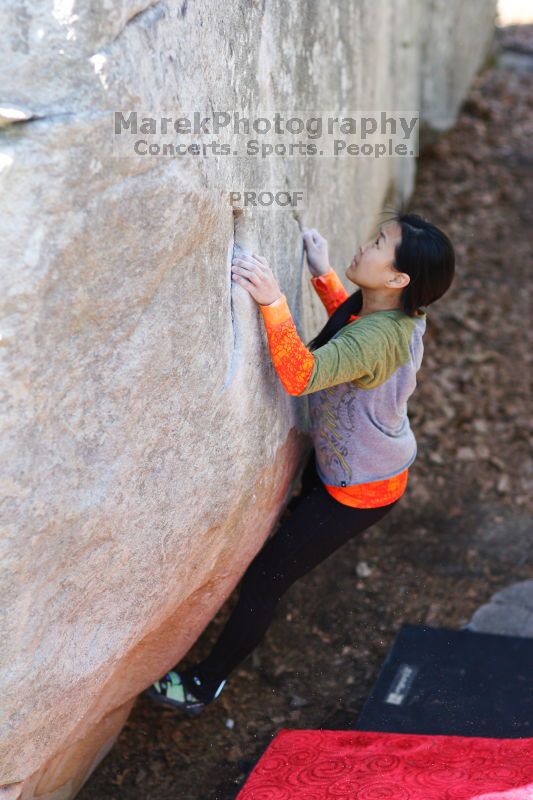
[145,670,208,716]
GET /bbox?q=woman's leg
[180,453,399,702]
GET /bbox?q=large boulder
[0,0,496,796]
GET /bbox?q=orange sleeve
[258,294,315,395]
[310,269,350,317]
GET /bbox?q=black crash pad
[356,623,533,738]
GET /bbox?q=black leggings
[180,450,400,702]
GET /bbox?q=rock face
[0,0,496,796]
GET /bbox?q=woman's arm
[310,269,350,317]
[230,251,397,397]
[259,293,393,396]
[302,227,350,316]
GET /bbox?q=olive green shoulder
[337,309,420,390]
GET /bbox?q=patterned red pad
[236,729,533,799]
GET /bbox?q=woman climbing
[145,211,455,716]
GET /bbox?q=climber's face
[345,220,406,290]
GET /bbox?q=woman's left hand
[231,253,282,306]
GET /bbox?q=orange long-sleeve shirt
[259,269,409,509]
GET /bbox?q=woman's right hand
[302,227,332,277]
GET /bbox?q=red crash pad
[236,729,533,799]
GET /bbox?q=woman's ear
[390,272,410,288]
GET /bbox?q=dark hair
[306,210,455,351]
